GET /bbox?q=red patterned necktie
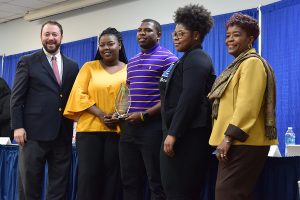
[51,56,61,85]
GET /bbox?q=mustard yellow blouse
[64,61,127,133]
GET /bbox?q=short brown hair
[226,13,259,41]
[40,20,63,35]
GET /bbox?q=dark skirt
[215,145,270,200]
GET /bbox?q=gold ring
[220,153,224,157]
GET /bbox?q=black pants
[119,119,166,200]
[76,132,121,200]
[18,139,72,200]
[160,127,212,200]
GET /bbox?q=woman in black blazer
[159,4,216,200]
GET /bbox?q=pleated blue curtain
[0,145,19,200]
[61,36,97,68]
[159,23,183,58]
[203,8,258,75]
[121,30,140,60]
[2,51,35,88]
[0,56,2,76]
[261,0,300,155]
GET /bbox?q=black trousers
[76,132,121,200]
[119,118,166,200]
[160,127,212,200]
[18,138,72,200]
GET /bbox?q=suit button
[60,94,63,98]
[59,108,62,112]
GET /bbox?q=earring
[248,43,253,49]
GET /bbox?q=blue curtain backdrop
[203,8,258,75]
[2,51,35,88]
[261,0,300,154]
[2,36,97,88]
[159,23,184,58]
[0,145,19,200]
[61,36,97,68]
[121,29,140,60]
[0,56,2,77]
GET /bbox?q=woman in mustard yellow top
[64,28,127,200]
[208,13,278,200]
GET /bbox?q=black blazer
[161,46,216,138]
[11,49,79,141]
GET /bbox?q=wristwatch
[142,112,150,121]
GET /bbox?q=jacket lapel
[61,54,69,87]
[165,60,179,95]
[165,45,201,95]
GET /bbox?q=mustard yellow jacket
[209,51,278,146]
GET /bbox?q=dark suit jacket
[161,46,216,138]
[11,49,79,141]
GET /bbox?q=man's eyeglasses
[171,31,188,39]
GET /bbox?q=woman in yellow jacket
[64,28,127,200]
[208,13,278,200]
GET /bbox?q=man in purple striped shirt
[119,19,177,200]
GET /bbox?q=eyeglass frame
[171,31,189,39]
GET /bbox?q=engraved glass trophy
[115,83,130,119]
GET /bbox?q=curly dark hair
[94,27,128,64]
[174,4,213,43]
[226,13,260,42]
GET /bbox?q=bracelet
[140,112,144,121]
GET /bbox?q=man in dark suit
[11,20,78,200]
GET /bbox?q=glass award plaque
[115,83,130,119]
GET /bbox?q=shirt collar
[141,43,160,54]
[43,48,61,60]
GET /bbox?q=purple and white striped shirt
[127,44,178,113]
